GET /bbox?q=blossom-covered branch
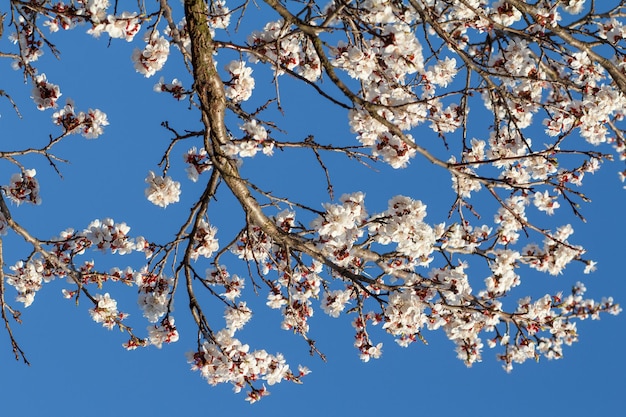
[0,0,623,403]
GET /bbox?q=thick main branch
[184,0,389,286]
[182,0,510,320]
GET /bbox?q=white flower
[85,0,110,23]
[360,343,383,362]
[89,12,141,41]
[321,289,352,318]
[183,147,211,182]
[105,12,141,41]
[5,169,41,205]
[267,291,287,309]
[89,293,124,329]
[225,60,255,102]
[564,0,585,14]
[533,190,560,215]
[132,31,170,77]
[52,100,108,139]
[583,260,597,274]
[148,317,180,348]
[145,171,181,207]
[154,77,187,100]
[241,119,268,142]
[425,57,457,87]
[208,0,231,30]
[81,109,109,138]
[224,302,252,335]
[191,219,219,260]
[31,74,61,110]
[7,260,48,307]
[490,1,522,26]
[82,218,135,254]
[370,196,436,263]
[137,274,170,323]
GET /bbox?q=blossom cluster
[321,288,352,318]
[7,260,52,307]
[89,293,128,330]
[231,210,297,272]
[145,171,181,208]
[10,16,44,68]
[136,270,173,323]
[369,196,443,265]
[3,217,183,351]
[148,316,180,349]
[88,11,142,41]
[300,188,619,372]
[221,120,274,158]
[310,192,367,267]
[4,169,41,206]
[492,284,621,372]
[6,218,143,306]
[154,77,187,101]
[133,32,170,77]
[83,218,138,255]
[190,219,219,261]
[31,74,61,110]
[224,61,255,103]
[332,18,432,168]
[382,290,430,348]
[522,224,583,276]
[187,330,309,403]
[188,263,310,400]
[183,147,212,182]
[352,112,417,165]
[248,20,322,81]
[353,312,384,362]
[207,0,231,32]
[204,267,245,301]
[275,263,322,335]
[52,100,109,139]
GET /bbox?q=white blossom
[145,171,181,208]
[225,61,255,102]
[31,74,61,110]
[89,293,125,329]
[191,219,219,260]
[5,169,41,205]
[133,31,170,77]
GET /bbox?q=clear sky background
[0,3,624,416]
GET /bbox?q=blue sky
[0,3,624,416]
